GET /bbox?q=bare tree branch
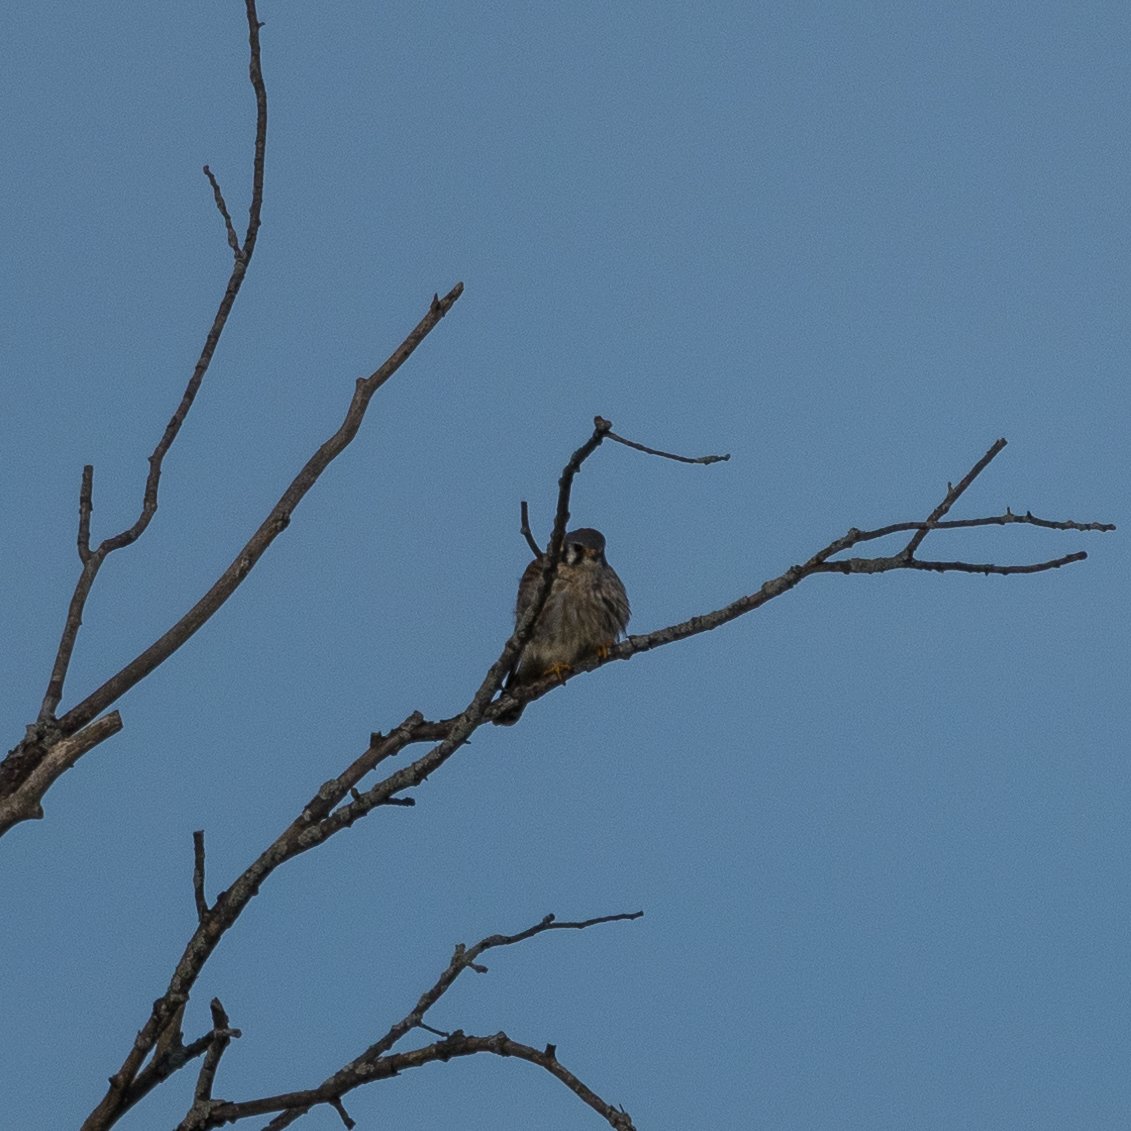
[485,434,1114,720]
[80,418,617,1126]
[211,1033,638,1131]
[176,999,242,1131]
[901,436,1007,557]
[196,1000,241,1104]
[3,286,463,831]
[817,514,1114,553]
[77,416,1113,1129]
[519,499,542,557]
[203,165,242,257]
[173,913,642,1131]
[605,427,730,465]
[77,464,94,563]
[193,831,209,921]
[0,713,122,835]
[119,1029,214,1115]
[36,0,269,727]
[56,285,462,739]
[8,1,1115,1128]
[515,423,730,559]
[2,2,468,840]
[327,1097,356,1130]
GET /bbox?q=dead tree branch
[519,499,542,556]
[192,831,209,921]
[0,0,463,837]
[203,165,242,257]
[79,422,1111,1128]
[488,435,1111,719]
[516,424,730,559]
[78,420,630,1129]
[0,713,122,834]
[176,999,242,1131]
[605,427,730,465]
[212,1035,638,1131]
[36,0,268,729]
[172,914,642,1131]
[0,282,462,838]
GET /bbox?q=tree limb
[222,1034,638,1131]
[36,0,269,727]
[193,831,209,921]
[174,914,642,1131]
[0,713,122,836]
[78,423,1112,1128]
[78,418,626,1128]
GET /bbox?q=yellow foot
[595,641,613,660]
[546,661,573,682]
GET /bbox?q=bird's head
[563,527,607,567]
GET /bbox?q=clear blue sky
[2,4,1126,1128]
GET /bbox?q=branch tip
[605,427,730,465]
[192,830,209,921]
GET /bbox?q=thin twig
[194,1000,240,1105]
[902,436,1007,556]
[203,165,241,256]
[328,1098,355,1130]
[367,912,645,1067]
[821,513,1114,557]
[907,552,1088,575]
[606,428,730,465]
[176,1000,242,1131]
[193,831,209,921]
[519,499,542,557]
[78,465,94,563]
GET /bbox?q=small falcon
[494,527,630,725]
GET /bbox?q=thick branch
[0,713,122,836]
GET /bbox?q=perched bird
[494,527,630,725]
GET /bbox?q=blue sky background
[1,3,1127,1128]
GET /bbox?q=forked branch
[37,0,269,727]
[80,422,1111,1130]
[174,913,642,1131]
[3,0,463,838]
